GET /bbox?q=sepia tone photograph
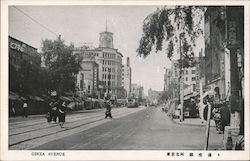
[1,1,249,160]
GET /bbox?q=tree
[41,37,82,96]
[137,6,205,67]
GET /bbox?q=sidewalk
[172,117,216,127]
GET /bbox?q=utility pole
[199,49,204,122]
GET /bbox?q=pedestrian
[198,99,205,123]
[46,101,53,124]
[51,101,58,123]
[58,101,67,128]
[22,101,28,118]
[220,101,230,133]
[212,106,222,133]
[105,100,112,119]
[11,101,16,117]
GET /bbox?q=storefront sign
[9,42,25,52]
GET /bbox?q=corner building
[74,28,123,98]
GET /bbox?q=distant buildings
[163,56,203,100]
[131,83,144,100]
[74,26,124,98]
[122,57,132,98]
[147,88,161,103]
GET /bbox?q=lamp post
[107,68,111,99]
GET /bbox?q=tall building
[205,6,244,102]
[122,57,132,98]
[74,26,123,98]
[204,6,244,149]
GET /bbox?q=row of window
[102,67,115,73]
[83,52,99,57]
[102,74,116,80]
[103,52,116,59]
[185,77,196,82]
[103,81,116,86]
[185,69,196,74]
[102,59,116,66]
[172,69,196,77]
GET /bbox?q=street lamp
[107,68,111,99]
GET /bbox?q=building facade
[165,57,202,100]
[9,36,40,69]
[76,60,99,97]
[74,28,124,98]
[122,57,132,98]
[204,6,244,149]
[205,6,244,103]
[9,36,41,96]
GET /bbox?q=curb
[171,118,216,127]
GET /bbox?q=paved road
[32,107,222,150]
[9,106,145,150]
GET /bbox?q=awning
[60,96,73,102]
[9,92,20,100]
[20,96,27,101]
[9,93,19,100]
[203,90,216,98]
[184,95,191,100]
[29,96,44,101]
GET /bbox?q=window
[192,77,196,81]
[186,77,188,81]
[186,70,188,74]
[192,70,195,74]
[104,74,106,79]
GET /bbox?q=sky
[9,6,203,94]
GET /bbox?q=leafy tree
[41,37,82,96]
[137,6,205,68]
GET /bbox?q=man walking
[22,101,28,118]
[105,100,112,119]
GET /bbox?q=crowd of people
[46,99,67,128]
[45,98,113,128]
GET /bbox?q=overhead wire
[13,6,59,38]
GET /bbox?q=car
[127,99,139,108]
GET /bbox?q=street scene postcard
[1,0,250,160]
